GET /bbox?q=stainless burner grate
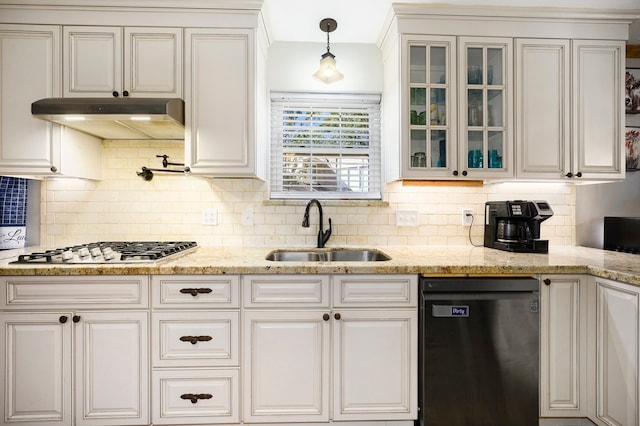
[12,241,197,264]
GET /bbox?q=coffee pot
[484,200,553,253]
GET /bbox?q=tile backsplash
[40,140,575,247]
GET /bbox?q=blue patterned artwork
[0,176,28,249]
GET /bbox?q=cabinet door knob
[334,313,341,320]
[179,335,213,345]
[565,172,573,178]
[323,313,330,321]
[543,278,551,286]
[453,170,459,176]
[576,172,582,178]
[59,315,68,324]
[50,166,58,173]
[462,170,468,176]
[179,288,213,297]
[122,90,129,97]
[112,91,119,97]
[180,393,213,404]
[72,315,81,323]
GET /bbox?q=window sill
[265,199,389,208]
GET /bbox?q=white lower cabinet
[0,312,72,425]
[590,277,640,426]
[0,275,150,426]
[242,274,417,424]
[151,275,240,425]
[540,274,588,418]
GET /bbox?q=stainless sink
[265,248,391,262]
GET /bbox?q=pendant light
[313,18,344,84]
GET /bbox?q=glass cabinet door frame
[457,36,513,179]
[401,34,457,178]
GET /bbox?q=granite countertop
[0,245,639,287]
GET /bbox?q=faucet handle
[322,218,332,246]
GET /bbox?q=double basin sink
[266,248,391,262]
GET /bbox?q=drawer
[1,275,149,309]
[243,275,330,308]
[152,369,239,425]
[152,275,239,309]
[152,311,238,367]
[333,275,418,307]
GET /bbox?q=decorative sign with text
[0,226,26,249]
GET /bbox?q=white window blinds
[270,92,382,199]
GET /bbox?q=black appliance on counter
[10,241,197,264]
[484,200,553,253]
[604,217,640,254]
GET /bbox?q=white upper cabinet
[0,24,102,179]
[381,4,632,183]
[516,39,571,179]
[516,39,624,180]
[0,25,60,175]
[403,35,457,179]
[64,26,182,98]
[571,40,625,180]
[458,37,513,180]
[184,27,267,178]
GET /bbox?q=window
[270,92,381,199]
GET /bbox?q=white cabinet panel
[516,39,570,179]
[152,311,239,367]
[185,28,257,176]
[152,369,239,425]
[243,310,330,423]
[540,275,588,417]
[594,279,639,426]
[243,275,330,308]
[64,26,122,97]
[1,275,149,310]
[333,274,417,307]
[0,312,72,426]
[152,275,239,309]
[572,40,625,180]
[124,27,182,97]
[333,310,417,421]
[75,311,149,426]
[0,25,61,176]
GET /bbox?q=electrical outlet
[242,208,254,226]
[462,209,473,227]
[201,208,218,226]
[396,210,418,227]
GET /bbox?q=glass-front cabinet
[404,35,456,178]
[402,35,513,179]
[458,37,513,179]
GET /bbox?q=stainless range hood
[31,98,185,140]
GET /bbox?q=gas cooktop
[11,241,197,264]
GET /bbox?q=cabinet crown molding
[391,4,640,22]
[0,0,263,9]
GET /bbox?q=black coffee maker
[484,200,554,253]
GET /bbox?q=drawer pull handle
[180,335,213,345]
[180,393,213,404]
[179,288,213,297]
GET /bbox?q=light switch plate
[396,210,418,227]
[242,208,254,226]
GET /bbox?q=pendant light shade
[313,18,343,84]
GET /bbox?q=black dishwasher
[417,277,539,426]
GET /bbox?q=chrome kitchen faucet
[302,199,332,248]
